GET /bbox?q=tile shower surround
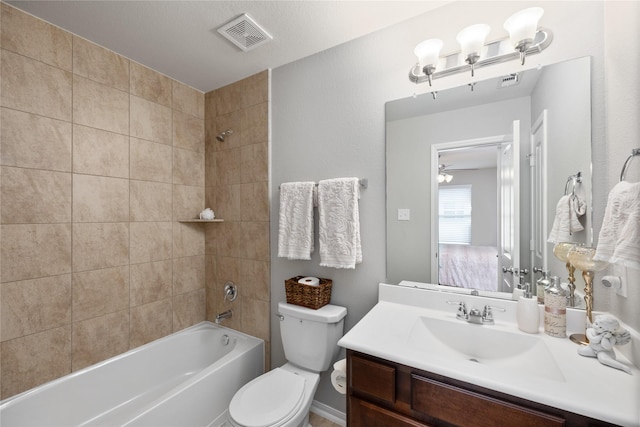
[204,70,271,369]
[0,3,270,399]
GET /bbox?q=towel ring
[564,172,582,196]
[620,148,640,182]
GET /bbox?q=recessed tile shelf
[178,219,224,223]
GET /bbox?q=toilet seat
[228,368,306,427]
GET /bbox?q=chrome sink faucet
[447,301,468,321]
[447,301,505,325]
[481,304,506,325]
[467,307,484,324]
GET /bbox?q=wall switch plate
[397,209,410,221]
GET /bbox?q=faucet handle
[482,305,506,324]
[447,301,468,320]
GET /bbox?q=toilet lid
[229,368,306,427]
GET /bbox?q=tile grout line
[128,59,132,352]
[170,81,175,333]
[69,32,75,375]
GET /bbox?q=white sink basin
[408,316,565,382]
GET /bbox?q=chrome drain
[468,358,480,363]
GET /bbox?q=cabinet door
[349,354,396,404]
[349,396,432,427]
[411,374,565,427]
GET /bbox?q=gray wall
[271,0,638,415]
[531,56,592,278]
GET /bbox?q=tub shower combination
[0,322,264,427]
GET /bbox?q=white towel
[277,182,316,260]
[594,181,640,270]
[547,194,586,243]
[318,178,362,269]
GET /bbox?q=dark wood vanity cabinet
[346,350,617,427]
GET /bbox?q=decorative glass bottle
[536,271,550,304]
[544,276,566,338]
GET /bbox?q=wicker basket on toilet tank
[284,276,332,309]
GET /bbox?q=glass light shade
[553,242,577,262]
[456,24,490,59]
[503,7,544,48]
[414,38,443,70]
[438,173,452,183]
[567,246,608,272]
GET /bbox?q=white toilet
[227,301,347,427]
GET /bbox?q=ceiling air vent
[497,73,521,89]
[217,13,272,52]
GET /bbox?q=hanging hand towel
[318,178,362,269]
[547,194,585,243]
[594,181,640,270]
[278,182,316,260]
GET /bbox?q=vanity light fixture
[414,38,443,86]
[410,7,551,85]
[456,24,490,77]
[504,7,545,65]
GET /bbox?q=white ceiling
[7,1,451,93]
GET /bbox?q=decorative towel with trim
[318,178,362,269]
[278,182,316,260]
[594,181,640,270]
[547,194,586,243]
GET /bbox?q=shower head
[216,129,233,142]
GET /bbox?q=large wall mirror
[386,56,592,303]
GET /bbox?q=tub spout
[215,309,233,324]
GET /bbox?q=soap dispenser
[512,284,525,300]
[516,283,539,334]
[544,276,566,338]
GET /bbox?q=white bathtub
[0,321,264,427]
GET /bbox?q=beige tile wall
[204,71,271,368]
[0,3,207,398]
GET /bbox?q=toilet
[227,301,347,427]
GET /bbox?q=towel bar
[278,178,368,190]
[619,148,640,182]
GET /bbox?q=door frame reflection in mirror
[430,131,520,294]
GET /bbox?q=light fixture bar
[409,28,553,84]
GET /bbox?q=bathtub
[0,321,264,427]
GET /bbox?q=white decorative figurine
[577,314,632,374]
[199,208,215,220]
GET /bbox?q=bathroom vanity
[338,283,640,427]
[348,350,607,426]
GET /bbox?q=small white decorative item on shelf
[577,314,632,374]
[199,208,215,220]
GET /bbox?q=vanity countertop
[338,283,640,426]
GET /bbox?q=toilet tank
[278,302,347,372]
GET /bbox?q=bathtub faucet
[215,309,233,324]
